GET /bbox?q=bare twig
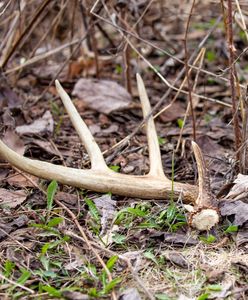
[176,48,206,152]
[226,0,241,166]
[1,0,52,68]
[183,0,197,141]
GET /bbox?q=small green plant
[155,294,173,300]
[111,233,126,244]
[204,113,213,124]
[42,285,62,298]
[197,293,210,300]
[86,256,121,297]
[158,137,166,145]
[224,225,238,233]
[50,101,64,135]
[177,118,184,129]
[3,260,15,278]
[46,180,58,220]
[198,284,222,299]
[115,64,122,74]
[109,165,120,172]
[206,50,216,62]
[85,197,101,234]
[16,268,31,287]
[200,234,216,244]
[143,250,158,265]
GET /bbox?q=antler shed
[0,74,219,230]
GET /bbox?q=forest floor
[0,1,247,299]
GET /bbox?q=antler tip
[191,140,197,147]
[55,79,61,88]
[136,72,141,80]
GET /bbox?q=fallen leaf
[0,86,23,109]
[64,247,86,271]
[93,194,117,235]
[119,288,142,300]
[0,215,29,240]
[72,78,131,114]
[150,231,198,246]
[236,229,248,246]
[166,252,190,269]
[2,108,16,127]
[6,172,39,188]
[62,291,89,300]
[2,130,25,155]
[15,110,54,135]
[56,192,78,206]
[89,124,101,135]
[101,124,119,134]
[163,233,198,246]
[220,200,248,226]
[0,188,27,208]
[159,101,185,123]
[0,169,9,181]
[206,268,225,283]
[196,135,222,157]
[30,139,59,156]
[226,174,248,200]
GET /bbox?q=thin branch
[226,0,241,165]
[183,0,196,141]
[1,0,52,68]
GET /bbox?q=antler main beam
[0,74,219,230]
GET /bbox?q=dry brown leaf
[0,188,27,208]
[2,130,25,155]
[15,110,54,135]
[119,288,142,300]
[236,226,248,247]
[163,233,198,246]
[166,252,190,269]
[159,101,185,123]
[0,215,29,240]
[62,291,89,300]
[30,139,58,156]
[56,192,78,206]
[6,172,39,188]
[149,231,198,246]
[226,174,248,200]
[72,78,131,114]
[0,86,23,109]
[220,200,248,226]
[93,194,116,235]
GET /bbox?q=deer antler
[0,74,219,230]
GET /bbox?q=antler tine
[136,73,165,178]
[188,141,219,231]
[55,80,108,171]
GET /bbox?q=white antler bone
[0,74,219,230]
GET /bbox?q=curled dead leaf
[72,78,131,114]
[15,110,54,135]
